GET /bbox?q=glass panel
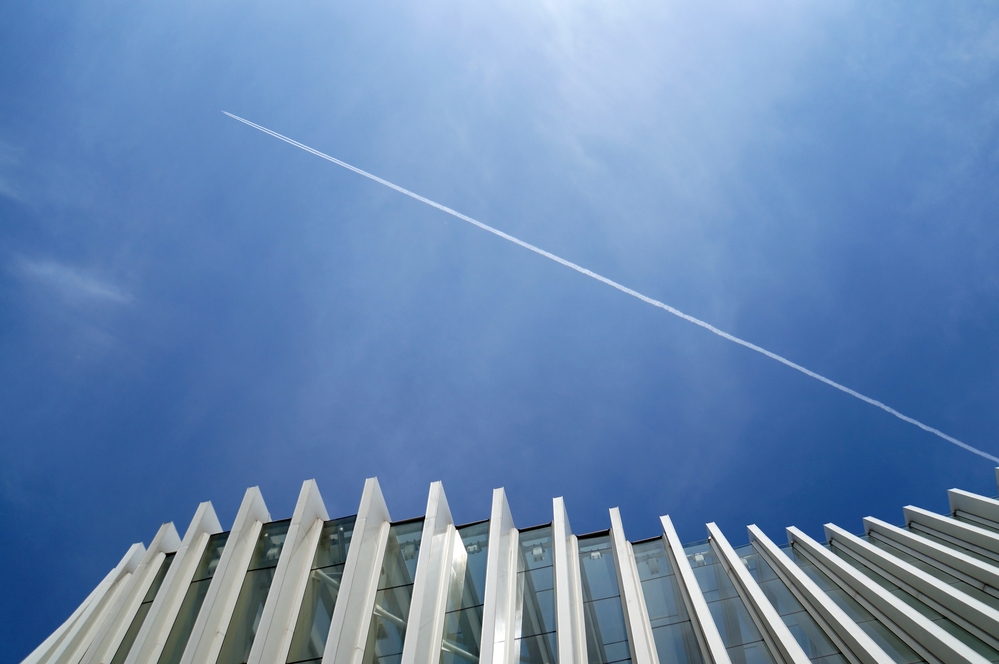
[216,521,291,664]
[651,622,704,664]
[111,553,176,664]
[158,533,230,664]
[785,545,924,664]
[110,603,152,664]
[441,606,485,664]
[684,542,775,664]
[193,533,231,582]
[515,527,557,664]
[632,538,703,664]
[578,534,631,664]
[287,516,357,664]
[247,520,291,571]
[361,520,425,664]
[518,633,558,664]
[735,544,842,662]
[439,521,491,664]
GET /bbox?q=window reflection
[111,552,176,664]
[785,544,924,664]
[286,516,357,664]
[632,538,704,664]
[735,545,845,664]
[577,534,631,664]
[515,526,557,664]
[216,520,291,664]
[439,521,490,664]
[158,532,230,664]
[362,519,425,664]
[684,541,776,664]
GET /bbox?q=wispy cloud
[16,258,133,304]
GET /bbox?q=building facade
[22,470,999,664]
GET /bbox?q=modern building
[22,469,999,664]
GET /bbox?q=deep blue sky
[2,1,999,661]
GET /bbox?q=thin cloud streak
[224,111,999,465]
[17,258,133,304]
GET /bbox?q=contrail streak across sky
[224,110,999,464]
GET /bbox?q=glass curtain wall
[286,516,358,664]
[784,545,923,664]
[439,521,490,664]
[577,533,631,664]
[110,553,176,664]
[361,519,425,664]
[734,544,845,664]
[829,540,999,663]
[514,526,557,664]
[158,532,230,664]
[216,520,292,664]
[631,538,704,664]
[684,541,775,664]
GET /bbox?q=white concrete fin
[948,489,999,530]
[788,526,987,664]
[480,488,518,664]
[401,481,457,664]
[746,525,894,664]
[658,516,730,664]
[904,505,999,562]
[707,523,810,664]
[552,497,586,664]
[608,508,658,664]
[181,487,271,664]
[48,543,146,664]
[825,523,999,653]
[327,477,392,664]
[82,523,182,664]
[249,479,331,664]
[126,502,223,664]
[864,517,999,600]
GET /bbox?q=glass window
[362,519,425,664]
[286,516,358,664]
[734,544,844,663]
[158,532,230,664]
[684,542,776,664]
[578,534,631,664]
[632,538,704,664]
[216,520,291,664]
[515,526,557,664]
[111,553,177,664]
[440,521,491,664]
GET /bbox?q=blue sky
[2,1,999,661]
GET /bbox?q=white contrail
[223,110,999,464]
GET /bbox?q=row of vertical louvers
[22,469,999,664]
